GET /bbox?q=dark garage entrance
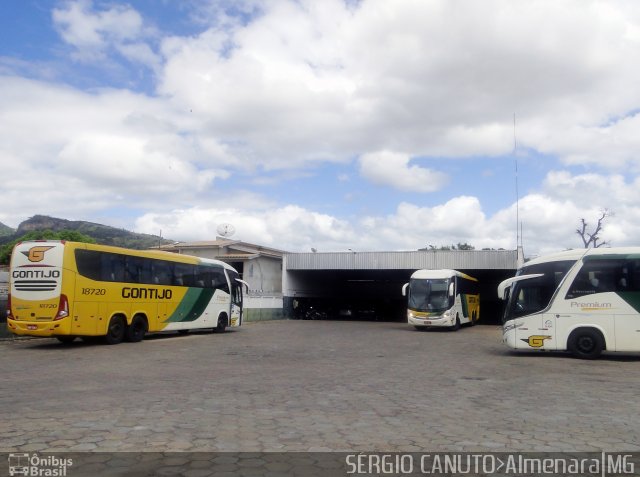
[283,250,521,325]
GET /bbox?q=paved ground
[1,320,640,474]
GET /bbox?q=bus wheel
[105,316,126,345]
[56,336,76,344]
[451,315,461,331]
[125,316,147,343]
[568,328,604,359]
[214,315,227,333]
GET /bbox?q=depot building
[283,248,523,324]
[159,240,523,325]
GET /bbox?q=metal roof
[285,250,520,271]
[157,238,285,259]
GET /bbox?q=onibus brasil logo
[8,453,73,476]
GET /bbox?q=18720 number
[81,288,106,295]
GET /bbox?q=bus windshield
[502,260,575,324]
[408,278,451,312]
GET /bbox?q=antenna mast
[514,113,520,249]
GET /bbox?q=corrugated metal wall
[285,250,519,271]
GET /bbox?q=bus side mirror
[401,283,408,297]
[449,283,455,297]
[236,278,249,293]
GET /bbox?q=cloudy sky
[1,0,639,255]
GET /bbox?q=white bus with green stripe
[7,241,247,344]
[402,269,480,330]
[498,247,640,359]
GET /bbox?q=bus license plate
[423,321,431,325]
[27,325,37,330]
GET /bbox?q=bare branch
[576,218,589,247]
[576,210,612,248]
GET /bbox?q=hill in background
[0,222,13,237]
[0,215,174,249]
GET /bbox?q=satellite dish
[216,223,236,238]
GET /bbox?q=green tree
[421,242,476,251]
[0,230,96,265]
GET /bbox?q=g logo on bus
[21,246,54,263]
[521,335,552,348]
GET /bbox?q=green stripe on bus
[618,291,640,313]
[584,254,640,262]
[165,288,215,323]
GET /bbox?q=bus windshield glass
[502,260,574,323]
[408,278,450,312]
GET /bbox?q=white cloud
[359,151,448,192]
[132,167,640,256]
[0,76,230,218]
[52,0,159,67]
[5,0,640,258]
[151,0,640,171]
[135,205,356,252]
[53,0,145,46]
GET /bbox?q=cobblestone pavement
[1,320,639,462]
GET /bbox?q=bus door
[230,279,247,326]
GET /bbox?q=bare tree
[576,209,613,248]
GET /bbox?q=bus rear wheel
[568,328,604,359]
[105,316,126,345]
[125,316,147,343]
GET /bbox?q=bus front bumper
[408,312,455,328]
[6,317,72,337]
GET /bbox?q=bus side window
[125,256,140,283]
[173,263,197,287]
[152,261,173,286]
[630,261,640,292]
[193,265,210,288]
[566,259,622,299]
[75,249,102,281]
[101,253,125,282]
[214,269,229,293]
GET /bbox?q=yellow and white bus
[7,240,247,344]
[498,247,640,358]
[402,269,480,330]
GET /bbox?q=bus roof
[522,247,640,269]
[410,269,477,281]
[15,240,238,272]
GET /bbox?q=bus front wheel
[451,315,461,331]
[105,316,126,345]
[214,315,228,333]
[568,328,604,359]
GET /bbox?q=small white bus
[402,269,480,330]
[498,247,640,358]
